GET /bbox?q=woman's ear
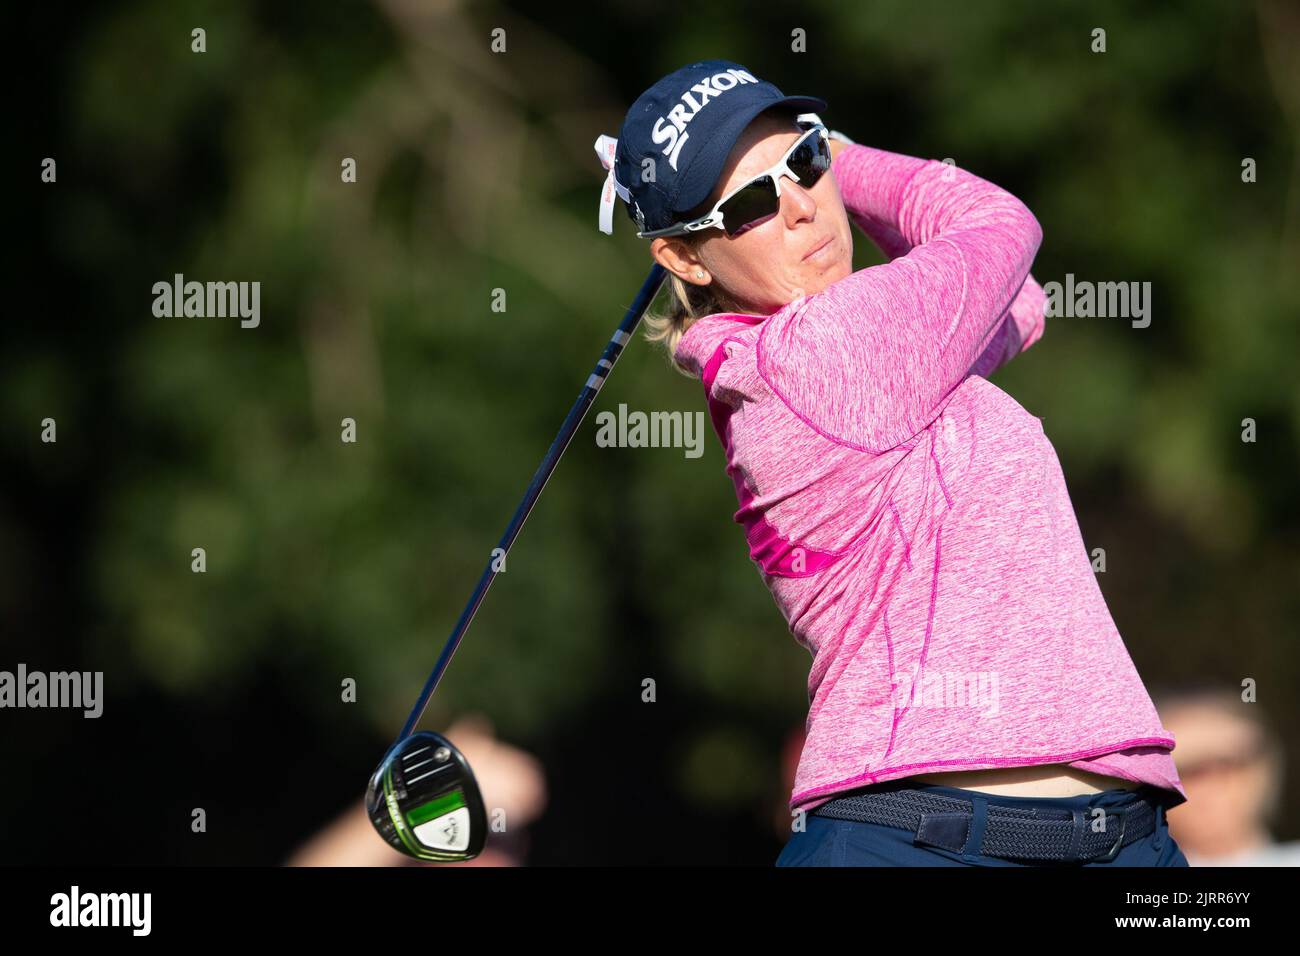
[651,237,708,286]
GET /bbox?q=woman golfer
[596,60,1188,866]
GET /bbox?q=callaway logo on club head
[652,67,761,171]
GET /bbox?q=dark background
[4,0,1297,864]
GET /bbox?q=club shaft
[395,264,669,744]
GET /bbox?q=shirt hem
[790,736,1180,812]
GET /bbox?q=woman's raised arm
[756,143,1043,452]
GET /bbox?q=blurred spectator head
[1153,685,1285,860]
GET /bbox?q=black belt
[811,783,1160,862]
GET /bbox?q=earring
[695,271,704,278]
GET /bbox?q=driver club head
[365,731,488,862]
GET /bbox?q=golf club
[366,263,670,862]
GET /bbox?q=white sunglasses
[637,123,831,239]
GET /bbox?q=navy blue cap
[595,60,826,237]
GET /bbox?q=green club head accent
[365,731,488,862]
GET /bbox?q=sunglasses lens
[719,133,831,238]
[719,177,779,237]
[789,133,831,184]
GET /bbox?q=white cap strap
[594,134,630,235]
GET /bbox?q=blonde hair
[642,234,750,376]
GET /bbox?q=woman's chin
[799,250,850,281]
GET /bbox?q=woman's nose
[780,178,818,221]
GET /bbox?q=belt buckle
[1097,809,1128,862]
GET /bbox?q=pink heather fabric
[673,143,1186,815]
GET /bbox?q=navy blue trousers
[776,783,1189,867]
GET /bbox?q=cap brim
[672,94,829,218]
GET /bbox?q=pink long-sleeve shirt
[673,143,1186,815]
